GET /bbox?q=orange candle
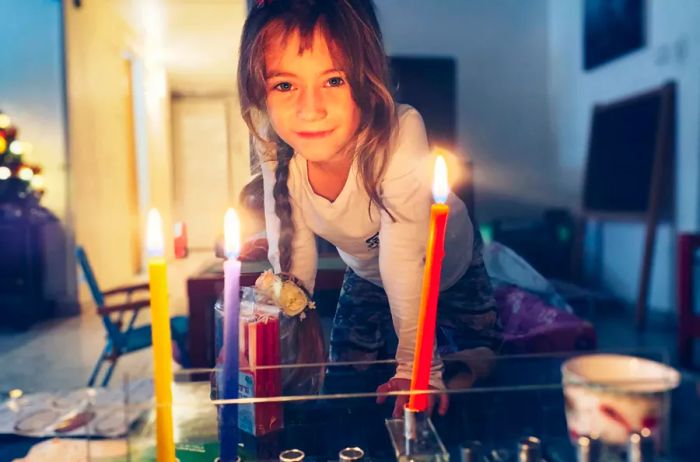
[408,154,450,412]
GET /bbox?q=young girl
[238,0,501,416]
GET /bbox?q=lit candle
[408,153,450,412]
[220,208,241,461]
[146,208,176,462]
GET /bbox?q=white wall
[0,0,67,219]
[378,0,700,313]
[548,0,700,312]
[172,97,231,249]
[0,0,77,312]
[377,0,555,222]
[65,0,158,297]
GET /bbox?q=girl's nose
[297,86,327,121]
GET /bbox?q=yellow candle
[146,209,176,462]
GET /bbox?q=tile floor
[0,251,213,394]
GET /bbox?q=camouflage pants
[329,235,502,365]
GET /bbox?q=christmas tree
[0,110,45,204]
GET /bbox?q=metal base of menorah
[385,408,449,462]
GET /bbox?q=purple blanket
[495,286,597,354]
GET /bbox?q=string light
[0,114,46,198]
[9,140,23,155]
[18,167,34,181]
[0,113,10,129]
[31,174,45,190]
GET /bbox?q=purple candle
[221,208,241,461]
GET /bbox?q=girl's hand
[375,378,449,418]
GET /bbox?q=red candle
[408,153,450,412]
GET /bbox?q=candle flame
[224,208,241,259]
[432,154,449,204]
[146,208,164,258]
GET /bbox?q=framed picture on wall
[584,0,645,70]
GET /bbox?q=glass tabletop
[115,349,698,462]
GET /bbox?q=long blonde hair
[237,0,397,274]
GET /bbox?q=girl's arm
[378,108,445,389]
[261,161,319,293]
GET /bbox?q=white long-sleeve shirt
[261,105,474,387]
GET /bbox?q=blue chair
[76,246,190,387]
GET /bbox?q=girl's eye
[273,82,293,92]
[326,76,345,87]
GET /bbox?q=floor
[0,251,213,395]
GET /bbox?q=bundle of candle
[211,293,283,437]
[252,272,326,396]
[212,285,325,400]
[238,302,284,436]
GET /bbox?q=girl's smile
[294,129,335,139]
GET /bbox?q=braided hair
[272,142,295,273]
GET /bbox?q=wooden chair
[76,246,190,386]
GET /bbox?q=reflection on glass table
[121,349,698,462]
[0,380,154,440]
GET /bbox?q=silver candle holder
[575,435,602,462]
[517,436,542,462]
[279,449,305,462]
[459,441,483,462]
[339,446,365,462]
[627,429,655,462]
[385,407,448,462]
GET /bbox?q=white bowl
[561,354,680,447]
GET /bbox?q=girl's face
[264,27,361,165]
